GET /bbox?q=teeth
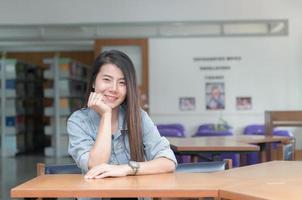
[106,96,116,101]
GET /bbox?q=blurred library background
[1,52,93,157]
[1,1,302,200]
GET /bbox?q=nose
[110,82,117,91]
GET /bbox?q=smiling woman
[67,50,177,194]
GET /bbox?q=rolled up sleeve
[141,111,177,165]
[67,113,94,173]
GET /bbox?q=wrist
[128,161,140,176]
[125,164,134,176]
[101,111,112,117]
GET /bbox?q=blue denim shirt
[67,106,177,174]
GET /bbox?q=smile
[105,95,118,101]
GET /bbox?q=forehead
[99,63,124,78]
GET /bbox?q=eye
[103,78,111,82]
[119,81,126,86]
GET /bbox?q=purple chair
[156,123,190,163]
[193,123,233,137]
[244,124,265,135]
[244,124,294,138]
[243,124,294,164]
[157,123,185,137]
[192,123,239,167]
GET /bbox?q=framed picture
[179,97,195,111]
[206,82,225,110]
[236,97,252,110]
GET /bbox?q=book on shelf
[1,59,44,155]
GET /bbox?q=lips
[104,95,118,102]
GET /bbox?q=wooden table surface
[234,135,290,144]
[168,136,260,152]
[217,161,302,200]
[10,172,236,198]
[168,135,290,164]
[11,161,302,199]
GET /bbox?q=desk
[168,136,289,163]
[11,161,302,199]
[235,135,291,162]
[10,172,236,198]
[218,161,302,200]
[168,137,259,152]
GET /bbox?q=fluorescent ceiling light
[223,23,268,34]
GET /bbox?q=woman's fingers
[87,92,94,107]
[85,164,109,179]
[94,171,111,179]
[85,169,102,179]
[88,92,104,107]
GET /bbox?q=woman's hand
[84,163,132,179]
[87,92,112,115]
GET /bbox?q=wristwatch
[128,161,140,175]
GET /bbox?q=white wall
[142,1,302,147]
[149,37,302,133]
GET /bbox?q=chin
[107,102,120,109]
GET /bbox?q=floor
[0,154,74,200]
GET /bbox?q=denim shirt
[67,106,177,174]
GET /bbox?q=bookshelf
[1,58,44,156]
[43,56,90,157]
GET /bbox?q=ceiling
[0,19,288,51]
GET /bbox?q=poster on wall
[236,97,252,110]
[179,97,195,111]
[206,82,225,110]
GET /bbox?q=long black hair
[85,50,144,162]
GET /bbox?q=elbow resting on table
[161,158,177,173]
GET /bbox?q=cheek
[94,81,107,93]
[120,87,127,99]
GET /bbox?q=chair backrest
[176,159,231,173]
[157,123,185,137]
[243,124,265,135]
[193,123,233,137]
[273,130,294,138]
[158,128,185,137]
[244,124,294,138]
[37,163,81,176]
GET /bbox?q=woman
[67,50,176,180]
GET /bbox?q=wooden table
[11,161,302,199]
[218,161,302,200]
[234,135,290,162]
[168,137,260,152]
[10,172,236,198]
[168,135,289,163]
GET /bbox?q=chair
[37,163,81,176]
[192,123,233,137]
[37,163,81,200]
[243,124,295,164]
[158,160,232,200]
[176,159,232,173]
[157,123,185,137]
[192,123,239,167]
